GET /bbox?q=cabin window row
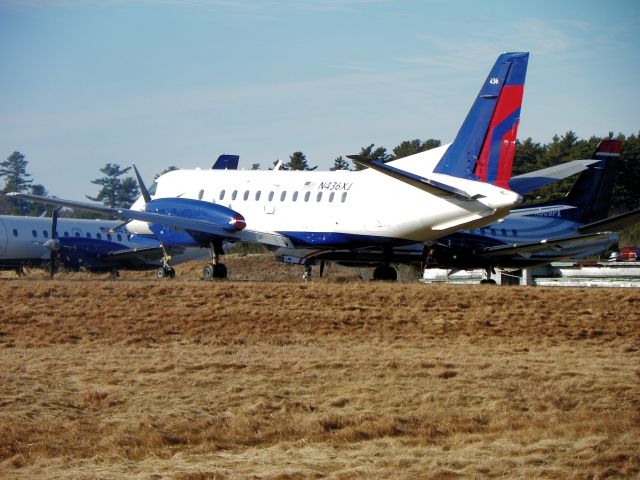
[217,190,348,203]
[15,229,126,242]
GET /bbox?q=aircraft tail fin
[563,139,622,223]
[433,52,529,189]
[212,154,239,170]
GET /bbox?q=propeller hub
[44,239,61,252]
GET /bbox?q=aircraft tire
[156,267,176,279]
[213,263,228,279]
[203,263,215,281]
[373,265,398,281]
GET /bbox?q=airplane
[0,211,208,277]
[9,52,535,281]
[275,139,640,282]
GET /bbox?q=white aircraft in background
[11,52,534,280]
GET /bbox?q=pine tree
[87,163,138,208]
[285,151,317,171]
[330,156,351,171]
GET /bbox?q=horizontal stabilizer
[509,159,599,195]
[346,155,475,200]
[480,232,615,258]
[578,208,640,235]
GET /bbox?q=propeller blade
[50,209,59,278]
[133,164,152,204]
[320,260,325,277]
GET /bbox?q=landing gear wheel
[480,279,497,285]
[203,263,214,281]
[373,265,398,281]
[213,263,227,278]
[203,263,227,280]
[156,266,176,279]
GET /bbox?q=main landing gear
[372,247,398,281]
[202,240,228,281]
[479,267,497,285]
[373,264,397,281]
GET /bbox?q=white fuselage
[129,145,521,245]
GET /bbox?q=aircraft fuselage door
[264,185,279,215]
[0,218,7,254]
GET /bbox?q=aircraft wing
[7,192,295,248]
[479,232,616,258]
[577,208,640,235]
[508,159,599,195]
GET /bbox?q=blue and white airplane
[0,212,206,276]
[0,154,239,277]
[10,52,536,280]
[278,140,639,281]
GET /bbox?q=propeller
[133,164,151,204]
[43,208,61,277]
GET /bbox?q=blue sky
[1,0,639,200]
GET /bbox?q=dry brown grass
[1,255,639,479]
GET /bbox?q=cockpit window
[148,181,158,196]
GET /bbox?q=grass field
[1,256,639,479]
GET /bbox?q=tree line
[1,130,639,225]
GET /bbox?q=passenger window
[501,229,507,237]
[255,191,261,201]
[75,232,80,237]
[219,190,225,200]
[231,190,238,200]
[329,192,335,202]
[12,229,18,237]
[63,231,69,237]
[117,234,123,242]
[96,233,102,240]
[341,192,347,202]
[107,233,112,241]
[198,189,204,200]
[304,192,310,202]
[512,229,518,237]
[43,230,48,238]
[280,191,287,201]
[268,191,274,201]
[32,230,37,238]
[86,232,92,238]
[317,192,323,202]
[292,192,298,202]
[243,190,249,201]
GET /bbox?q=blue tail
[563,139,622,223]
[433,52,529,188]
[212,154,239,170]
